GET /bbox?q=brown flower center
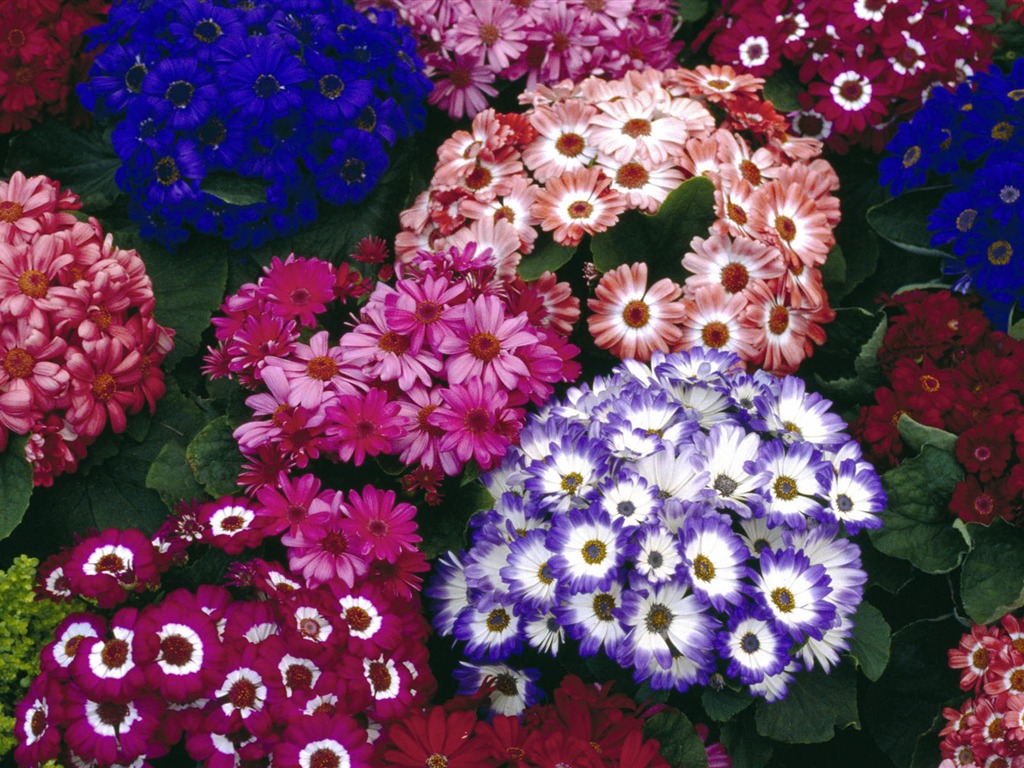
[306,355,338,381]
[17,269,48,298]
[467,332,501,362]
[621,299,650,328]
[3,348,33,378]
[701,321,730,349]
[555,133,585,157]
[0,200,23,222]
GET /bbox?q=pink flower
[428,53,498,119]
[259,254,336,327]
[255,471,328,537]
[342,485,422,563]
[325,388,406,466]
[0,171,62,243]
[431,378,523,470]
[0,235,76,322]
[0,317,69,410]
[282,498,369,589]
[384,273,467,353]
[532,166,627,246]
[265,330,361,410]
[438,293,538,390]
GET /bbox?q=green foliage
[762,66,802,112]
[701,687,755,722]
[643,710,709,768]
[819,243,847,293]
[720,717,774,768]
[0,436,33,543]
[896,414,957,453]
[870,445,968,574]
[591,176,716,282]
[866,187,953,258]
[754,664,859,744]
[517,233,576,280]
[201,172,269,206]
[0,556,80,758]
[959,519,1024,624]
[185,417,245,498]
[847,602,891,682]
[675,0,710,22]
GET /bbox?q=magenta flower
[273,713,372,768]
[282,494,370,588]
[65,337,144,438]
[259,254,336,327]
[384,273,467,353]
[255,471,328,536]
[431,378,524,470]
[438,293,537,390]
[0,318,69,411]
[63,683,165,766]
[342,485,422,563]
[264,330,362,409]
[325,388,406,466]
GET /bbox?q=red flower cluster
[700,0,997,152]
[204,243,581,503]
[377,674,731,768]
[18,488,435,768]
[853,290,1024,525]
[939,613,1024,768]
[0,172,173,486]
[0,0,108,132]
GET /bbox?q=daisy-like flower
[524,433,607,514]
[449,1,529,72]
[259,254,336,328]
[749,181,834,268]
[682,233,785,296]
[616,575,716,672]
[717,609,789,685]
[431,378,522,471]
[759,375,848,447]
[341,485,420,563]
[274,713,373,768]
[500,529,560,611]
[41,613,107,678]
[65,528,159,609]
[524,609,564,655]
[587,262,687,362]
[13,675,63,768]
[63,685,164,767]
[545,507,626,594]
[632,524,685,584]
[438,294,536,390]
[752,439,831,530]
[426,552,470,637]
[282,507,370,589]
[335,584,401,657]
[200,497,265,555]
[428,53,498,120]
[693,422,770,517]
[521,100,599,183]
[325,389,406,467]
[680,513,752,611]
[380,705,491,767]
[532,166,627,246]
[748,659,800,703]
[264,331,358,410]
[679,284,760,360]
[453,661,541,717]
[557,581,627,658]
[753,548,836,642]
[588,90,689,165]
[453,597,523,661]
[827,456,885,533]
[592,469,662,529]
[207,642,278,737]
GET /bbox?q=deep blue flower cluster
[79,0,431,249]
[427,348,883,705]
[880,60,1024,325]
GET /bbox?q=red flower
[949,476,1016,525]
[956,420,1014,483]
[381,706,491,767]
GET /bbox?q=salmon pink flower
[532,167,627,247]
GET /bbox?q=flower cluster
[376,673,732,767]
[0,0,108,133]
[0,172,173,486]
[398,67,840,373]
[0,556,80,759]
[938,612,1024,768]
[203,244,581,500]
[429,348,882,699]
[16,486,434,768]
[879,60,1024,325]
[79,0,431,249]
[355,0,683,119]
[700,0,997,152]
[854,289,1024,526]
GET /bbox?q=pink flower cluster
[17,487,434,768]
[204,247,581,500]
[940,613,1024,768]
[356,0,683,119]
[0,171,173,486]
[700,0,996,152]
[397,67,839,373]
[0,0,108,132]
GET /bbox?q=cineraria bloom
[753,547,836,642]
[282,507,370,589]
[694,423,770,517]
[206,643,278,737]
[558,582,628,659]
[380,706,490,767]
[13,674,63,767]
[532,166,627,246]
[588,263,687,362]
[752,439,831,530]
[680,513,752,610]
[632,524,685,584]
[525,433,608,514]
[617,576,716,672]
[717,609,789,685]
[135,594,223,703]
[341,485,421,563]
[274,713,373,768]
[65,528,159,609]
[501,529,560,612]
[438,294,535,390]
[431,378,522,471]
[546,508,627,595]
[63,684,164,766]
[325,389,406,467]
[456,661,542,719]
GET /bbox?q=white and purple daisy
[827,456,886,533]
[751,439,831,530]
[453,661,541,717]
[749,659,802,703]
[716,610,789,685]
[556,581,626,659]
[546,507,626,594]
[680,513,752,610]
[500,529,559,611]
[693,422,769,517]
[452,598,523,661]
[425,551,470,637]
[632,523,685,584]
[754,548,836,641]
[760,376,848,447]
[524,433,608,513]
[592,469,662,529]
[523,608,564,655]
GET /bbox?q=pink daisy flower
[598,154,685,214]
[589,90,689,165]
[587,262,686,362]
[521,100,598,183]
[0,236,77,322]
[282,507,370,589]
[431,378,523,471]
[745,280,829,375]
[678,284,760,361]
[749,181,834,269]
[255,471,328,536]
[273,713,373,768]
[438,293,536,391]
[0,318,68,410]
[668,64,764,102]
[448,217,523,281]
[392,386,461,475]
[428,52,498,119]
[459,176,542,254]
[259,254,336,327]
[0,170,62,243]
[325,388,406,466]
[265,330,361,410]
[384,273,466,353]
[205,642,280,738]
[682,233,785,296]
[13,674,64,767]
[63,685,165,766]
[532,166,627,246]
[342,485,421,563]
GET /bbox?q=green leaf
[762,65,803,112]
[675,0,710,22]
[643,710,709,768]
[819,242,847,293]
[701,687,755,722]
[869,445,967,574]
[862,616,964,768]
[859,537,915,594]
[185,417,244,498]
[960,519,1024,624]
[897,414,958,453]
[115,227,229,368]
[866,187,954,258]
[146,441,206,509]
[847,602,891,682]
[201,172,269,206]
[5,122,121,210]
[591,176,716,282]
[854,314,887,381]
[517,233,576,280]
[719,718,773,768]
[754,663,859,744]
[1009,316,1024,340]
[0,435,33,542]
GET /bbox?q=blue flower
[312,128,390,207]
[142,57,219,130]
[220,36,307,121]
[716,609,789,685]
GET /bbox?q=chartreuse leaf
[847,602,891,682]
[0,436,33,541]
[4,121,121,210]
[186,417,245,498]
[866,187,953,258]
[591,176,716,282]
[869,445,967,574]
[960,519,1024,624]
[897,414,958,453]
[517,233,576,280]
[643,710,709,768]
[754,663,859,744]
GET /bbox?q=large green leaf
[591,176,716,282]
[960,519,1024,624]
[147,441,206,509]
[675,0,710,22]
[643,710,709,768]
[896,414,958,454]
[201,172,269,207]
[5,121,121,210]
[186,417,244,498]
[701,687,755,722]
[762,65,803,113]
[719,716,773,768]
[869,445,968,574]
[866,187,953,258]
[754,664,859,744]
[819,243,847,293]
[847,602,891,682]
[0,436,33,542]
[517,233,576,280]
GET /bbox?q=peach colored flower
[532,167,626,247]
